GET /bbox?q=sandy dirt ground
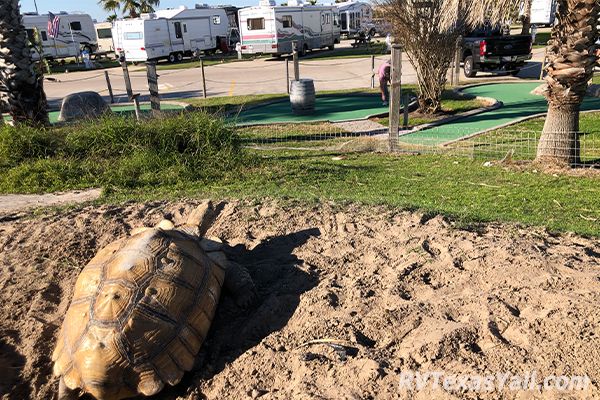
[1,199,599,400]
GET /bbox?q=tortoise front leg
[58,377,79,400]
[224,261,256,308]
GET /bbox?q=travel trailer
[335,1,373,37]
[22,12,97,60]
[238,0,341,57]
[529,0,557,26]
[95,22,114,54]
[112,6,230,62]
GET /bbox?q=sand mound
[1,200,599,399]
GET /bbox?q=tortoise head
[130,201,223,238]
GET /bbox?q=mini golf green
[234,94,388,125]
[399,82,600,146]
[3,103,186,125]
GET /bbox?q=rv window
[183,24,187,33]
[212,15,221,24]
[282,15,292,28]
[333,13,339,27]
[41,31,48,41]
[321,14,325,24]
[247,18,265,30]
[174,22,182,39]
[26,29,36,43]
[326,13,330,24]
[340,13,347,29]
[124,32,143,40]
[70,21,82,31]
[97,28,112,39]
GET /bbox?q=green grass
[303,41,389,60]
[0,112,247,193]
[532,32,551,48]
[2,108,599,237]
[99,149,600,237]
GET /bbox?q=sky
[19,0,254,22]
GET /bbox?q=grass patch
[303,40,389,60]
[104,149,600,237]
[0,112,247,193]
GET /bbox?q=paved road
[43,46,547,108]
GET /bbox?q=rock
[58,91,111,122]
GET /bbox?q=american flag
[47,12,60,38]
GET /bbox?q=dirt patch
[1,200,599,399]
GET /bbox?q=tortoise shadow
[147,227,321,399]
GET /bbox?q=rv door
[182,22,190,49]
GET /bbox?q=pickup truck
[461,27,532,78]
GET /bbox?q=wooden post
[454,37,462,86]
[286,58,290,93]
[146,61,160,113]
[104,71,114,104]
[132,93,141,121]
[389,44,402,150]
[292,41,300,81]
[119,51,133,100]
[371,55,375,89]
[539,47,548,80]
[403,93,409,128]
[200,57,207,98]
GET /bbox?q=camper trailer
[95,22,114,54]
[238,0,341,57]
[112,6,230,62]
[529,0,557,26]
[335,1,372,37]
[22,12,97,60]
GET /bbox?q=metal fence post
[389,44,402,151]
[104,71,114,104]
[371,55,375,89]
[286,58,290,94]
[200,57,207,98]
[119,51,133,100]
[146,61,160,113]
[292,41,300,81]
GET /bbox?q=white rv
[22,12,97,60]
[95,22,115,54]
[238,0,341,57]
[112,6,230,63]
[529,0,557,26]
[335,1,372,37]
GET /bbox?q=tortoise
[52,201,255,400]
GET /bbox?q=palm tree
[0,0,49,125]
[520,0,532,35]
[98,0,121,20]
[449,1,599,166]
[121,0,159,18]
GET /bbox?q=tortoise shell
[52,226,226,400]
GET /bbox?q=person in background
[379,60,391,106]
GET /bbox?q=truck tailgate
[485,35,531,56]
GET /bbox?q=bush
[0,112,249,193]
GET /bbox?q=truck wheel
[463,56,477,78]
[168,53,177,63]
[176,52,184,62]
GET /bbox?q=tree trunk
[0,0,49,126]
[537,104,580,165]
[520,0,532,35]
[534,0,599,167]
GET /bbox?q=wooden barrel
[290,79,315,115]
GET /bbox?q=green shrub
[0,112,248,193]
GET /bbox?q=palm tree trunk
[0,0,49,126]
[536,0,599,166]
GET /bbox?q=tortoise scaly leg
[224,261,256,308]
[58,377,79,400]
